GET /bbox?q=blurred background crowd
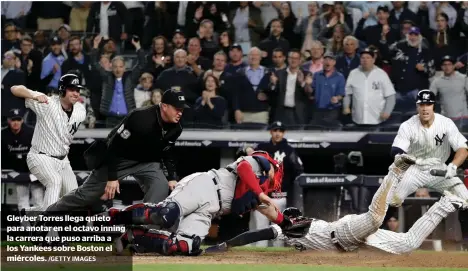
[1,1,468,131]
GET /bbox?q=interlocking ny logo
[71,78,79,85]
[434,133,446,146]
[423,93,430,100]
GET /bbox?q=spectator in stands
[233,47,270,124]
[187,37,211,76]
[336,35,360,79]
[57,24,71,58]
[384,26,434,110]
[295,2,319,55]
[35,2,68,31]
[302,40,324,75]
[1,51,26,122]
[67,2,92,31]
[347,1,393,29]
[134,72,154,108]
[194,74,227,128]
[86,2,130,44]
[17,35,43,92]
[91,35,143,128]
[185,2,229,35]
[271,48,287,71]
[309,52,345,126]
[389,1,418,33]
[427,2,457,31]
[343,48,396,127]
[225,44,246,74]
[172,29,187,51]
[33,31,48,55]
[277,2,299,49]
[1,2,31,29]
[143,2,173,49]
[429,12,461,76]
[320,24,346,57]
[254,1,281,30]
[141,89,163,107]
[399,20,430,48]
[385,215,399,232]
[259,19,290,67]
[156,49,199,105]
[1,109,44,211]
[100,39,118,59]
[219,31,232,60]
[40,36,65,94]
[61,36,92,90]
[202,51,232,96]
[332,2,354,33]
[144,36,172,83]
[269,49,311,126]
[313,2,351,41]
[355,6,399,52]
[430,56,468,119]
[456,53,468,75]
[415,188,431,198]
[198,19,219,61]
[2,23,20,54]
[230,2,264,47]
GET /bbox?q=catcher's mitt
[281,216,313,238]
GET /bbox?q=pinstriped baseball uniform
[25,91,86,211]
[272,171,398,252]
[272,192,459,254]
[391,114,468,205]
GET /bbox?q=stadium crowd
[2,1,468,130]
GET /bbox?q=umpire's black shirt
[106,104,182,181]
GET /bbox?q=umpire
[43,89,188,213]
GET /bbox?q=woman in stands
[194,74,227,128]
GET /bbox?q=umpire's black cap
[162,88,190,109]
[269,121,286,131]
[416,89,436,104]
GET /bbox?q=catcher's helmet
[58,73,84,96]
[416,89,435,104]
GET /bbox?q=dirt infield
[134,249,468,268]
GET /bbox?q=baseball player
[205,191,467,255]
[10,73,86,211]
[107,151,286,256]
[391,89,468,206]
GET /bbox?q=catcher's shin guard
[109,203,160,225]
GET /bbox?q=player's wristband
[273,211,284,224]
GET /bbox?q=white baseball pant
[26,153,78,211]
[16,182,44,210]
[249,197,287,247]
[366,194,459,254]
[392,164,468,206]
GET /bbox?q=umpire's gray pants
[45,159,169,212]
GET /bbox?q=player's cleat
[442,191,468,210]
[204,242,228,254]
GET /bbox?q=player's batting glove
[445,163,457,179]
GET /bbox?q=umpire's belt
[39,152,66,160]
[330,231,346,252]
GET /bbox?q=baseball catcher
[205,156,468,254]
[104,151,290,256]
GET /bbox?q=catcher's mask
[251,151,284,192]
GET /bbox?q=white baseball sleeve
[25,90,49,116]
[392,122,411,152]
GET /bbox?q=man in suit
[268,49,311,127]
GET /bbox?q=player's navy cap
[173,29,185,37]
[441,55,455,64]
[8,108,24,120]
[269,121,286,131]
[230,43,243,51]
[408,26,420,35]
[416,90,436,104]
[50,36,62,45]
[162,88,190,109]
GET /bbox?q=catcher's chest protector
[229,157,273,215]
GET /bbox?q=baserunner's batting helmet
[416,89,435,104]
[58,72,84,96]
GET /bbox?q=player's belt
[270,192,287,198]
[39,152,66,160]
[330,231,346,252]
[211,177,222,211]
